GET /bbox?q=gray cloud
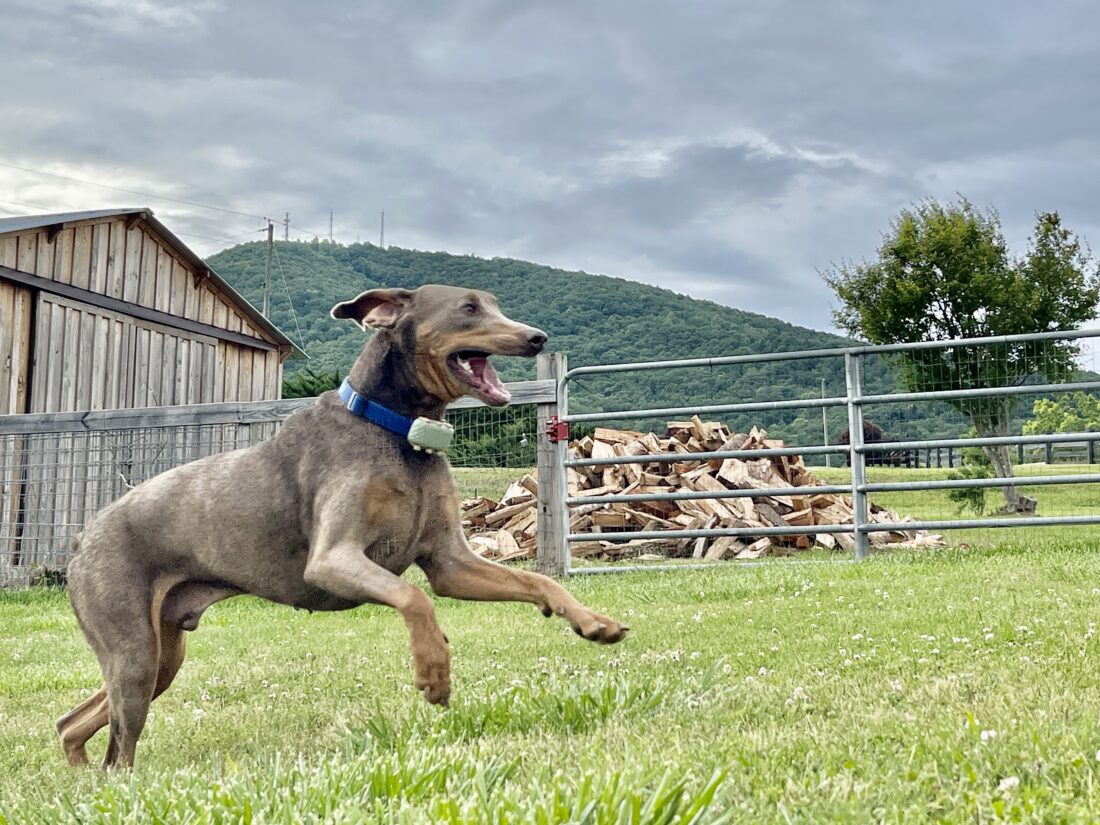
[1,0,1098,333]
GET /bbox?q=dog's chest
[361,471,458,571]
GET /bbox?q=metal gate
[539,329,1100,576]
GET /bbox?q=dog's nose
[526,328,547,353]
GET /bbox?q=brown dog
[57,285,628,769]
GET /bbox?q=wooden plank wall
[1,215,289,576]
[0,216,279,356]
[13,294,225,570]
[0,283,32,416]
[0,240,34,568]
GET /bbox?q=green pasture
[2,466,1100,822]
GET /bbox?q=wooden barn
[0,207,297,416]
[0,208,299,581]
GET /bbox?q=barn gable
[0,208,298,414]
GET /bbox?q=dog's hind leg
[59,595,160,770]
[56,623,179,767]
[98,602,161,770]
[56,686,108,766]
[153,621,186,701]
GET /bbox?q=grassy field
[5,538,1100,822]
[3,465,1100,822]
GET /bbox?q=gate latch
[545,416,570,443]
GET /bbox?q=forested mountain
[207,240,978,446]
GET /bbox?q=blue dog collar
[338,379,413,437]
[338,379,454,454]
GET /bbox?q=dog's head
[331,284,546,407]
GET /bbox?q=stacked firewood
[461,417,944,562]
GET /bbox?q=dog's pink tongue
[469,357,511,405]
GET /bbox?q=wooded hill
[207,240,985,447]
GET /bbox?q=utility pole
[263,220,273,318]
[380,210,385,248]
[284,212,289,241]
[329,210,333,243]
[821,377,830,468]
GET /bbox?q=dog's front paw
[416,671,450,706]
[411,633,451,707]
[572,611,630,645]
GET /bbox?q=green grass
[451,467,525,502]
[7,541,1100,822]
[815,464,1100,547]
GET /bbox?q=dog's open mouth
[448,349,512,406]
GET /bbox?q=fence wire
[558,329,1100,569]
[0,401,536,587]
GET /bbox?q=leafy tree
[282,367,342,398]
[824,198,1099,512]
[1023,393,1100,434]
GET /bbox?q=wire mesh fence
[554,329,1100,572]
[0,424,276,581]
[0,390,547,588]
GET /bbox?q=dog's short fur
[57,285,628,769]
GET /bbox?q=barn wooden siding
[0,210,294,574]
[0,212,287,415]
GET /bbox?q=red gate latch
[545,416,570,443]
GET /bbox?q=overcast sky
[2,0,1098,334]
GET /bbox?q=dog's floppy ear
[330,288,414,330]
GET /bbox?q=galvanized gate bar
[857,380,1100,407]
[843,352,870,560]
[566,443,844,467]
[551,327,1100,573]
[567,483,854,506]
[858,431,1100,453]
[561,327,1100,381]
[860,515,1100,533]
[565,395,848,424]
[860,474,1100,493]
[569,524,856,542]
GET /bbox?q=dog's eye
[463,303,479,315]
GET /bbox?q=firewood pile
[461,417,945,562]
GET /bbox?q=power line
[0,196,84,216]
[0,196,265,246]
[0,161,268,221]
[178,227,268,243]
[272,242,306,351]
[0,162,333,244]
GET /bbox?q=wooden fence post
[535,353,569,577]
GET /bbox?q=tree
[824,198,1099,513]
[282,367,342,398]
[1023,393,1100,435]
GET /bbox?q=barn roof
[0,208,301,356]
